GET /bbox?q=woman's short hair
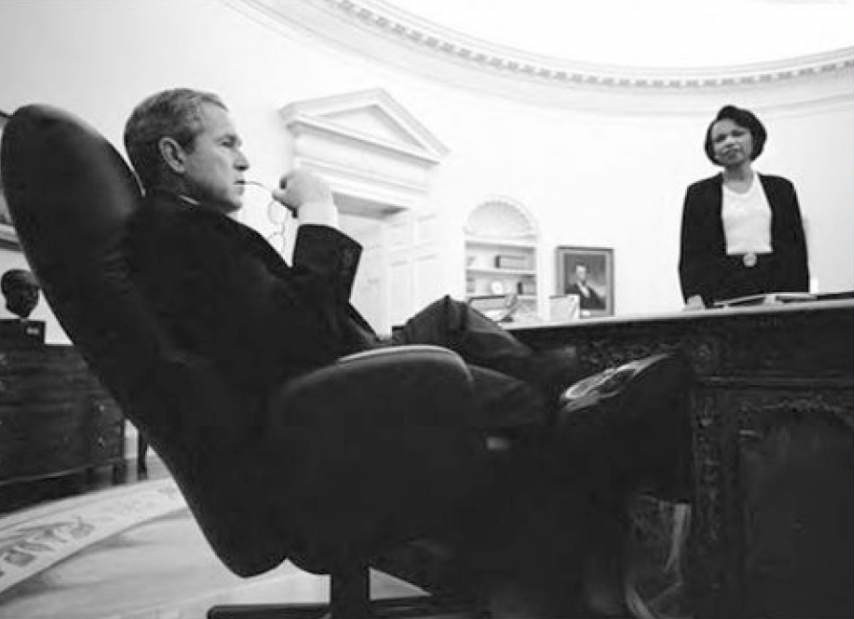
[704,104,767,165]
[123,88,227,191]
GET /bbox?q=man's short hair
[123,88,227,190]
[704,104,767,165]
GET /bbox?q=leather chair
[1,104,490,618]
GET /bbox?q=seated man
[123,88,690,617]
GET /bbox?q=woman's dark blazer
[678,173,809,305]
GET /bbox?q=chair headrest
[1,104,159,399]
[2,104,141,259]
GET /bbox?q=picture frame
[0,110,20,249]
[555,246,614,317]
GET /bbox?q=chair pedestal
[207,562,483,618]
[330,562,369,618]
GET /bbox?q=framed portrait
[0,110,19,248]
[555,246,614,317]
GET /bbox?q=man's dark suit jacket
[678,173,809,305]
[126,190,379,414]
[124,190,477,577]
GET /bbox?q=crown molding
[234,0,854,88]
[226,0,854,111]
[341,0,854,87]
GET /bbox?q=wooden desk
[0,344,125,492]
[509,299,854,619]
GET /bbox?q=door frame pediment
[280,88,448,214]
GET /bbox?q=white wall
[1,0,852,323]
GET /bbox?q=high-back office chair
[1,105,489,618]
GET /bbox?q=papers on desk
[549,294,581,322]
[713,292,817,308]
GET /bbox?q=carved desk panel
[509,299,854,619]
[0,344,125,492]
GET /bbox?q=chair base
[208,592,483,618]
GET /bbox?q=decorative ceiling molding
[236,0,854,91]
[332,0,854,89]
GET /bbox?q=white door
[339,213,388,335]
[387,210,444,328]
[339,209,444,336]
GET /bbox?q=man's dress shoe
[552,352,693,501]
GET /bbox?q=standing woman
[678,105,809,308]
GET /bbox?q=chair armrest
[266,345,487,571]
[269,345,476,428]
[336,343,453,364]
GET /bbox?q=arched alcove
[464,197,542,322]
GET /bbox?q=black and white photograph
[0,2,852,618]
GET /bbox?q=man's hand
[272,170,339,229]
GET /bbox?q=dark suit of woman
[678,173,809,306]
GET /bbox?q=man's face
[575,265,588,283]
[180,102,249,214]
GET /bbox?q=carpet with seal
[0,478,427,618]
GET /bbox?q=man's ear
[158,137,187,174]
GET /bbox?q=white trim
[294,156,428,212]
[280,87,449,157]
[235,0,854,91]
[284,114,442,165]
[0,224,19,249]
[465,196,540,238]
[295,155,428,194]
[279,89,447,216]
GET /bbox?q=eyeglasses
[238,180,294,252]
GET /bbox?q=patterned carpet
[0,479,185,596]
[0,473,692,618]
[0,478,426,619]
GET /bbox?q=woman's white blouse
[721,175,773,255]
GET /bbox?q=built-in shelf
[466,266,537,276]
[465,237,537,250]
[465,293,537,301]
[463,199,541,321]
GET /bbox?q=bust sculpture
[0,268,45,343]
[1,268,40,319]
